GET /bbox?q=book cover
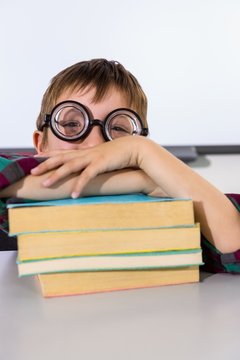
[7,193,189,208]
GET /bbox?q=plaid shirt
[0,153,240,274]
[0,153,45,232]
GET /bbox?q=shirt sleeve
[0,153,47,233]
[201,193,240,274]
[0,153,46,191]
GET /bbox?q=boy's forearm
[0,169,159,200]
[135,138,240,253]
[0,171,76,200]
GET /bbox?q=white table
[0,251,240,360]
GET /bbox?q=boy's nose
[78,125,106,149]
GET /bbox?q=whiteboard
[1,0,240,148]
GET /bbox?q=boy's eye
[58,120,81,128]
[56,120,84,136]
[110,125,131,133]
[108,115,134,137]
[54,107,86,136]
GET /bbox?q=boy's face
[33,87,129,153]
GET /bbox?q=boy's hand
[31,137,143,198]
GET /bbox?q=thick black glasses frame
[40,100,149,142]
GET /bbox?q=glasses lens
[53,105,87,139]
[106,110,143,140]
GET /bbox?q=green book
[17,249,203,277]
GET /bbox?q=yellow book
[18,224,200,261]
[38,266,200,297]
[8,194,195,235]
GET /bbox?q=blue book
[8,193,194,235]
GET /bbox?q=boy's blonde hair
[36,59,148,144]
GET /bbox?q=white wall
[1,0,240,148]
[190,154,240,193]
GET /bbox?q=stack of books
[7,194,203,297]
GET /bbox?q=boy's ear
[33,130,45,154]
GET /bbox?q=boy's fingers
[71,166,99,198]
[42,164,79,187]
[31,156,65,175]
[35,150,72,157]
[42,157,90,187]
[31,163,52,175]
[31,163,48,175]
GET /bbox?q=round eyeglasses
[40,100,149,142]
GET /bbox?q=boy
[0,58,240,272]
